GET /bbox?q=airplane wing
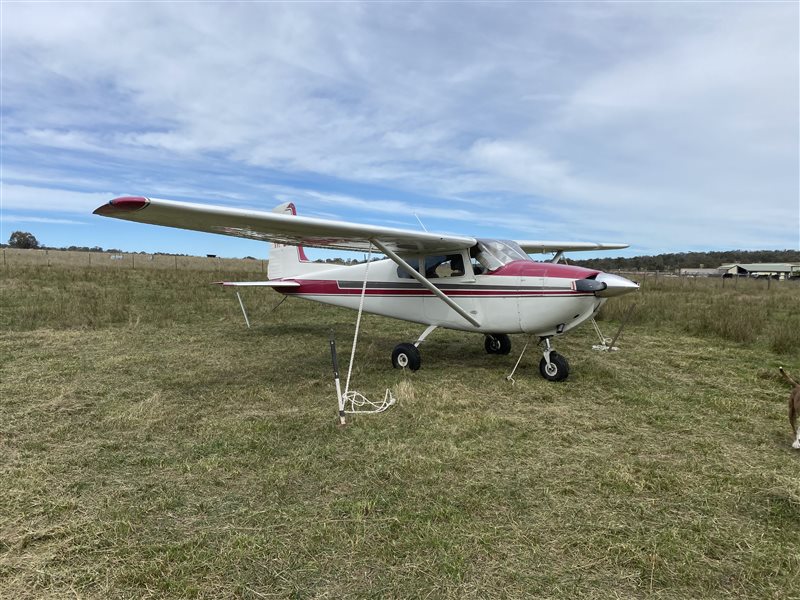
[515,241,629,254]
[94,197,475,255]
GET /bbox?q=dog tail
[779,367,800,387]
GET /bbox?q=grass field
[1,265,798,599]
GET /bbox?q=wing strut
[371,239,481,328]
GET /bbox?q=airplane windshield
[474,239,531,272]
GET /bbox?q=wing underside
[94,196,629,256]
[94,197,475,255]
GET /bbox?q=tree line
[573,249,800,272]
[6,230,799,270]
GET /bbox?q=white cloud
[0,184,114,214]
[1,2,797,253]
[2,215,87,225]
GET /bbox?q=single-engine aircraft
[94,197,638,381]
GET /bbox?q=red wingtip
[94,196,150,215]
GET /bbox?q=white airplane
[94,196,638,381]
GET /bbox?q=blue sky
[2,2,798,259]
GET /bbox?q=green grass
[1,266,798,599]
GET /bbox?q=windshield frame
[474,239,531,272]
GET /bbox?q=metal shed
[719,263,800,279]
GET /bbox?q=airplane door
[421,254,480,328]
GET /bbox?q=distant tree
[574,249,800,272]
[8,231,40,249]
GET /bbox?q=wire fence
[2,248,267,273]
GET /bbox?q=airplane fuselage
[279,258,614,337]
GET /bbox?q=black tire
[392,343,421,371]
[539,352,569,382]
[484,334,512,355]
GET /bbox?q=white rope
[341,246,397,414]
[591,318,611,345]
[506,336,532,385]
[344,246,372,396]
[343,389,395,413]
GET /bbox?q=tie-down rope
[341,245,395,414]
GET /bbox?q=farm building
[718,263,800,279]
[678,268,723,277]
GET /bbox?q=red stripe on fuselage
[280,279,593,298]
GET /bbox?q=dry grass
[598,275,800,356]
[1,265,798,599]
[1,248,266,273]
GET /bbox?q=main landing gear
[390,329,515,372]
[484,333,512,355]
[391,325,436,371]
[391,343,421,371]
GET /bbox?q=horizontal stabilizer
[213,280,300,287]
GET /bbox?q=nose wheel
[539,338,570,382]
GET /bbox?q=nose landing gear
[539,337,570,382]
[506,336,571,383]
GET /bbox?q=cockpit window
[474,239,531,272]
[397,253,468,279]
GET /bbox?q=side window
[425,255,448,278]
[397,253,471,279]
[428,254,467,278]
[447,254,465,276]
[397,256,424,279]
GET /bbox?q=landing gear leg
[391,325,437,371]
[538,337,570,382]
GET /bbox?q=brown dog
[779,367,800,449]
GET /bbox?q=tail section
[267,203,339,279]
